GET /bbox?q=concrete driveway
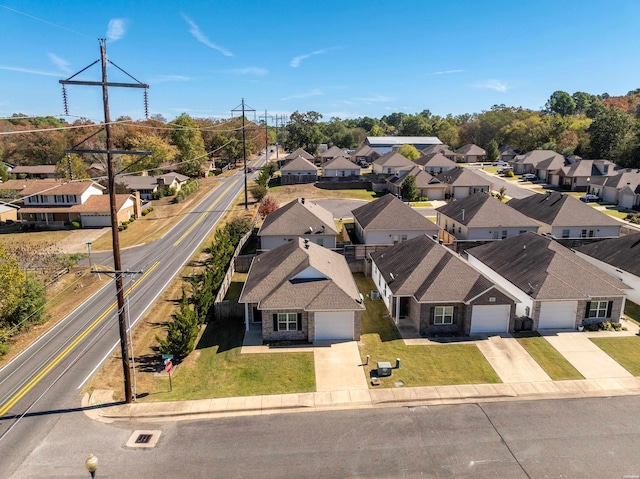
[475,335,551,383]
[314,341,369,392]
[541,331,633,379]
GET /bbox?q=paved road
[468,165,537,200]
[10,396,640,478]
[0,151,269,476]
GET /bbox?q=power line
[0,4,92,38]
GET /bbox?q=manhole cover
[126,430,161,448]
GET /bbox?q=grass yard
[150,318,315,401]
[354,274,501,388]
[0,229,72,248]
[590,337,640,376]
[223,273,247,301]
[516,334,583,380]
[602,206,632,219]
[624,300,640,324]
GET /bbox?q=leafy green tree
[170,113,207,176]
[284,111,323,155]
[250,184,268,202]
[433,120,459,147]
[4,278,46,329]
[485,140,499,163]
[0,243,26,326]
[0,162,8,182]
[399,115,432,136]
[369,124,385,136]
[124,135,178,174]
[158,286,200,359]
[55,154,89,180]
[588,107,634,160]
[401,175,419,202]
[397,144,421,160]
[546,91,576,116]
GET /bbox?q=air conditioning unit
[371,290,380,300]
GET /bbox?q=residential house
[386,166,447,200]
[0,179,58,198]
[280,156,318,185]
[421,144,457,161]
[365,136,442,155]
[588,168,640,208]
[319,145,346,164]
[413,152,457,174]
[322,155,361,177]
[499,145,518,163]
[350,145,381,165]
[351,193,440,245]
[507,191,621,239]
[436,192,539,240]
[10,165,57,179]
[117,173,190,200]
[575,234,640,305]
[370,235,517,335]
[258,198,339,251]
[509,150,564,175]
[239,238,364,341]
[455,144,486,163]
[550,159,616,191]
[532,153,568,182]
[466,232,627,329]
[278,148,315,168]
[87,162,106,179]
[371,151,415,175]
[434,166,492,199]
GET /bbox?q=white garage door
[81,214,111,227]
[538,301,577,329]
[315,311,354,341]
[470,304,511,334]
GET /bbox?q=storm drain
[126,430,161,448]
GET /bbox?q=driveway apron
[542,331,633,379]
[475,335,551,383]
[314,341,369,392]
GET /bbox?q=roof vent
[309,226,313,233]
[304,239,309,249]
[301,197,305,204]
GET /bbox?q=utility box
[377,361,392,377]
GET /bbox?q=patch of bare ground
[267,181,377,204]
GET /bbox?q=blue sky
[1,0,639,123]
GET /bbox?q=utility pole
[60,39,149,404]
[260,110,273,160]
[231,99,255,210]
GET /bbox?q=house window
[581,229,587,238]
[562,229,570,238]
[401,234,407,242]
[588,230,595,238]
[55,195,64,203]
[66,195,77,203]
[501,230,507,239]
[41,195,49,203]
[492,230,499,239]
[519,230,527,235]
[277,313,298,331]
[588,301,609,319]
[434,306,454,324]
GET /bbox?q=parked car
[521,173,537,181]
[579,194,601,202]
[359,161,369,168]
[492,161,508,166]
[497,166,513,174]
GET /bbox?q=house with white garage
[370,234,517,335]
[371,151,415,175]
[434,167,492,199]
[436,192,539,240]
[574,234,640,305]
[455,144,486,163]
[386,166,447,200]
[351,193,440,245]
[321,155,360,177]
[413,152,457,174]
[466,232,627,330]
[507,191,621,239]
[509,150,565,176]
[588,168,640,208]
[258,197,338,251]
[550,159,616,191]
[239,238,364,342]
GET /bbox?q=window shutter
[429,307,435,325]
[585,301,591,319]
[273,314,278,331]
[606,301,613,318]
[297,313,302,331]
[453,306,459,323]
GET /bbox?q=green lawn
[516,335,583,380]
[151,317,315,401]
[408,201,433,207]
[624,300,640,324]
[590,337,640,376]
[354,274,501,388]
[223,273,247,301]
[602,206,633,219]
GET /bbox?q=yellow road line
[0,261,159,417]
[173,180,238,247]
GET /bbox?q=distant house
[11,165,57,179]
[550,159,616,191]
[466,232,627,330]
[279,148,315,168]
[351,193,440,245]
[386,166,447,200]
[588,168,640,208]
[371,152,415,175]
[509,150,566,176]
[350,145,381,165]
[532,153,568,182]
[0,179,58,197]
[455,144,486,163]
[434,167,492,199]
[421,144,457,161]
[87,162,106,178]
[280,156,318,185]
[436,192,539,240]
[322,155,360,177]
[258,198,339,250]
[116,173,189,200]
[239,238,364,341]
[370,235,517,335]
[365,136,442,155]
[413,152,457,174]
[507,191,621,239]
[499,145,518,163]
[319,145,346,164]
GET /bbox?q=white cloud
[107,18,127,41]
[182,14,233,57]
[0,65,60,77]
[222,67,268,76]
[428,69,464,76]
[474,79,510,92]
[150,74,192,83]
[281,88,322,101]
[354,94,394,103]
[48,53,71,73]
[290,47,336,68]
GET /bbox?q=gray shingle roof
[512,150,563,166]
[320,145,345,159]
[507,192,620,228]
[371,235,497,302]
[466,232,625,300]
[322,155,359,170]
[436,192,539,228]
[421,144,456,156]
[373,151,414,168]
[388,166,440,189]
[576,233,640,277]
[589,169,640,188]
[280,156,318,172]
[285,148,314,161]
[434,167,491,187]
[258,198,338,237]
[352,194,439,233]
[414,152,458,169]
[456,144,486,156]
[239,238,363,311]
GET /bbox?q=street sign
[165,360,172,373]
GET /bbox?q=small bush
[70,221,81,229]
[504,170,515,178]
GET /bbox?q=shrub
[250,184,268,202]
[258,196,279,218]
[504,170,514,178]
[70,221,81,229]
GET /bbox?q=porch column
[244,303,249,331]
[395,296,400,325]
[620,297,626,322]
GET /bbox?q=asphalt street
[468,165,536,199]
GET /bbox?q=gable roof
[436,192,539,228]
[285,148,314,161]
[320,145,345,159]
[351,194,439,233]
[351,145,381,158]
[373,151,414,168]
[116,175,157,190]
[371,235,497,302]
[280,156,318,172]
[434,167,491,187]
[512,150,564,167]
[19,180,104,197]
[558,159,615,178]
[366,136,442,147]
[0,179,59,193]
[535,154,568,172]
[323,155,359,170]
[499,145,518,155]
[466,232,625,300]
[239,238,363,311]
[456,144,486,156]
[507,191,620,228]
[421,144,456,157]
[414,152,458,169]
[258,198,338,237]
[576,233,640,277]
[19,193,130,214]
[11,165,57,175]
[388,166,440,189]
[589,168,640,188]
